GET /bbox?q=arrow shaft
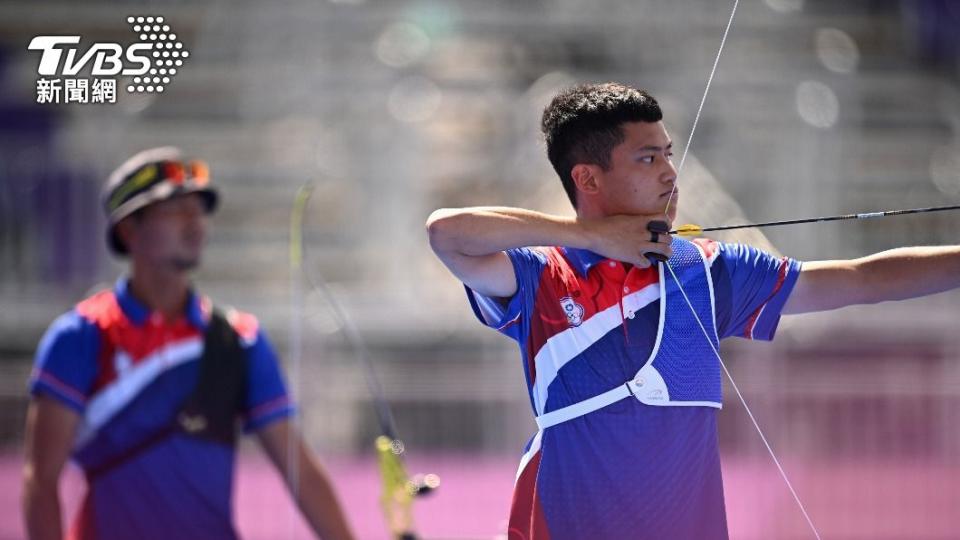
[673,204,960,235]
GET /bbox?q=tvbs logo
[29,36,152,76]
[28,16,189,104]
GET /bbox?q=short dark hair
[541,82,663,207]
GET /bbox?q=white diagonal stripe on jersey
[75,336,204,448]
[532,283,659,415]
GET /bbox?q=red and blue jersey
[465,239,801,540]
[29,279,294,540]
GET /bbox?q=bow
[659,1,823,538]
[290,184,439,540]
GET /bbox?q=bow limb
[291,184,439,540]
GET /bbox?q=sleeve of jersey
[242,329,297,432]
[464,247,548,342]
[711,241,802,341]
[29,311,100,414]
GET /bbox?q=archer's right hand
[579,214,673,268]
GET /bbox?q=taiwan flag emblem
[560,296,584,327]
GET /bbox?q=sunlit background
[2,0,960,538]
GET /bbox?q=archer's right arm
[426,207,672,297]
[22,396,80,540]
[22,311,99,540]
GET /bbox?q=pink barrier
[2,451,958,539]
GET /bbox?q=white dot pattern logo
[125,14,189,95]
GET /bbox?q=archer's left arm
[783,246,960,315]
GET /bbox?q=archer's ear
[571,164,601,197]
[115,217,138,252]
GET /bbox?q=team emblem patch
[560,296,585,327]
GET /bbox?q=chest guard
[629,237,722,408]
[535,238,721,431]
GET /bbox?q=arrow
[671,204,960,237]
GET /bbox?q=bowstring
[659,1,821,537]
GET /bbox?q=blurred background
[2,0,960,538]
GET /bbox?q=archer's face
[595,121,679,223]
[125,193,208,271]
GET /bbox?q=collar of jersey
[560,247,608,277]
[114,277,206,329]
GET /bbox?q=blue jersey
[466,239,801,540]
[29,279,294,540]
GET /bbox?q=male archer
[426,82,960,539]
[22,147,355,540]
